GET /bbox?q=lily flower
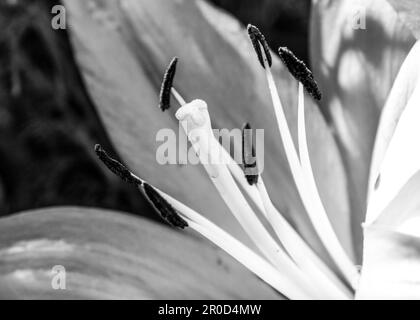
[1,0,420,299]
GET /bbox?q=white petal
[357,226,420,299]
[371,170,420,237]
[367,44,420,223]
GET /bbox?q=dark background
[0,0,310,219]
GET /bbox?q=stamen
[278,47,322,101]
[171,87,186,106]
[159,57,178,111]
[214,133,352,297]
[247,24,272,69]
[295,81,359,287]
[175,99,323,298]
[94,144,188,229]
[297,82,311,170]
[188,220,306,298]
[94,144,140,185]
[170,87,262,203]
[161,190,316,299]
[256,178,352,298]
[242,122,259,185]
[103,145,322,299]
[140,183,188,229]
[154,79,351,296]
[215,139,266,213]
[259,39,358,288]
[167,101,265,211]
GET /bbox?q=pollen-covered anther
[242,123,259,185]
[278,47,322,101]
[159,57,178,111]
[141,182,188,229]
[94,144,140,185]
[247,24,272,69]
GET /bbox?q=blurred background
[0,0,310,220]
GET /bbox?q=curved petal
[368,40,420,214]
[356,226,420,299]
[371,170,420,236]
[64,0,352,260]
[0,207,279,299]
[310,0,415,258]
[358,175,420,298]
[367,41,420,223]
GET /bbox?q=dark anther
[159,57,178,111]
[142,183,188,229]
[94,144,140,185]
[278,47,322,101]
[247,24,272,69]
[242,123,259,185]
